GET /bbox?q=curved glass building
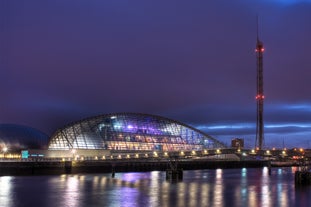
[49,113,225,151]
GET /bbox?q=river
[0,167,310,207]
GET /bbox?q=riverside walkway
[0,148,309,176]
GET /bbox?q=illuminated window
[48,113,226,151]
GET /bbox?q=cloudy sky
[1,0,311,148]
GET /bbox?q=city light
[3,147,8,153]
[48,113,225,151]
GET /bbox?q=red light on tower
[256,42,264,53]
[255,95,265,100]
[255,47,264,52]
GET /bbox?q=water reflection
[1,167,310,207]
[237,168,247,206]
[58,168,299,207]
[200,183,209,206]
[261,167,271,207]
[58,175,82,207]
[248,186,258,207]
[0,176,13,207]
[213,169,223,207]
[189,182,198,207]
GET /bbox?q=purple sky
[1,0,311,148]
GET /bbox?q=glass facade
[48,113,225,151]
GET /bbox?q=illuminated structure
[48,113,225,151]
[255,20,265,150]
[0,124,49,150]
[0,124,49,158]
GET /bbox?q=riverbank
[0,159,271,176]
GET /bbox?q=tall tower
[255,19,264,150]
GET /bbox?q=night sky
[1,0,311,148]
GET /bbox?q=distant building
[0,124,49,151]
[0,124,49,158]
[231,138,244,149]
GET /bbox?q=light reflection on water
[0,167,311,207]
[261,167,271,207]
[0,176,13,207]
[213,169,223,207]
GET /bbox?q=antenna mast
[255,17,264,150]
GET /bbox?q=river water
[0,167,311,207]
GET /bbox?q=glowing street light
[3,147,8,153]
[2,147,8,158]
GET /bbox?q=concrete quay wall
[0,159,269,176]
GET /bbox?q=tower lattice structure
[255,30,264,150]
